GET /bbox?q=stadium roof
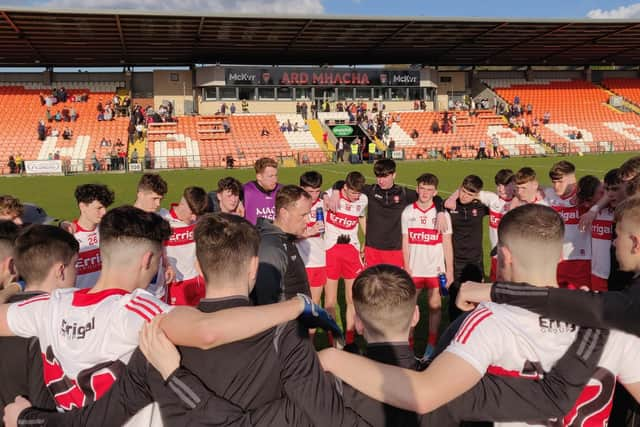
[1,7,640,67]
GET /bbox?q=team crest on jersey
[393,195,400,203]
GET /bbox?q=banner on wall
[24,160,63,175]
[226,68,419,86]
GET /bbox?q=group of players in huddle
[0,154,639,426]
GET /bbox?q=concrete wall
[153,70,194,115]
[436,71,467,93]
[197,99,420,115]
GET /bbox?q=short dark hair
[275,185,311,213]
[615,195,640,224]
[604,168,621,186]
[14,225,79,285]
[137,173,168,196]
[373,159,396,177]
[462,175,483,193]
[499,204,564,246]
[549,161,576,181]
[299,171,323,189]
[183,187,209,217]
[619,156,640,181]
[74,184,115,207]
[217,177,242,196]
[416,173,439,188]
[494,169,515,186]
[194,213,260,283]
[254,157,278,174]
[99,205,171,252]
[352,264,417,337]
[0,220,20,261]
[577,175,601,205]
[515,167,537,185]
[345,171,366,192]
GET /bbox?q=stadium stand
[0,84,129,173]
[390,110,543,159]
[484,79,640,153]
[602,78,640,108]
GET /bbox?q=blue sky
[3,0,640,19]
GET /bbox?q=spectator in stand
[301,102,308,120]
[336,138,345,163]
[144,147,152,170]
[135,122,144,140]
[37,121,46,141]
[387,138,395,159]
[220,102,227,115]
[576,131,583,140]
[127,121,136,144]
[50,128,59,138]
[116,148,125,170]
[91,150,100,171]
[526,103,533,115]
[410,128,419,139]
[54,111,61,122]
[294,123,300,132]
[543,111,551,124]
[53,151,60,160]
[492,134,500,158]
[477,140,487,159]
[62,127,72,140]
[15,154,24,174]
[229,102,236,114]
[223,118,231,133]
[261,127,270,137]
[241,99,249,113]
[431,119,439,134]
[131,148,139,165]
[451,113,457,134]
[303,122,310,132]
[7,156,17,174]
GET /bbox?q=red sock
[428,332,438,347]
[346,329,355,345]
[409,336,415,350]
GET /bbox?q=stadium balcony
[484,79,640,153]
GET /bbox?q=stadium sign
[24,160,63,175]
[226,68,419,86]
[332,125,354,136]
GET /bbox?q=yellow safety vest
[351,144,359,154]
[368,143,376,154]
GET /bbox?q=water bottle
[438,270,448,297]
[315,206,325,236]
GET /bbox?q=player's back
[176,298,286,410]
[447,302,640,426]
[7,287,170,410]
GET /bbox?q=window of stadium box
[204,88,218,100]
[296,87,312,100]
[238,87,256,101]
[356,87,372,100]
[277,87,293,100]
[220,87,237,100]
[337,87,354,100]
[373,87,386,100]
[408,87,423,100]
[390,87,407,100]
[258,88,276,100]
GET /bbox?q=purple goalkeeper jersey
[243,181,283,225]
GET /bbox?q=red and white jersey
[543,187,591,261]
[447,302,640,427]
[296,198,326,268]
[159,205,199,284]
[73,221,101,289]
[324,188,367,250]
[591,207,614,280]
[6,288,171,411]
[401,203,452,278]
[478,191,512,249]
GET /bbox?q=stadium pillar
[43,66,53,86]
[190,64,198,114]
[584,66,592,83]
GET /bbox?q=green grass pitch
[0,152,636,353]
